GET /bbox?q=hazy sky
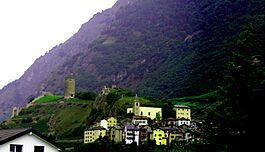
[0,0,117,89]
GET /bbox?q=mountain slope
[0,1,124,121]
[0,0,263,121]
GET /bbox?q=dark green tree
[202,15,265,151]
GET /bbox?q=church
[127,95,162,120]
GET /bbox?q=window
[141,111,143,115]
[148,112,150,116]
[10,144,23,152]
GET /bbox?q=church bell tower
[133,94,140,116]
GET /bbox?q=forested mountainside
[0,0,264,121]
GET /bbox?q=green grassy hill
[4,101,92,137]
[32,95,64,103]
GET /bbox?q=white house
[100,119,108,130]
[176,119,191,126]
[0,128,62,152]
[124,125,139,145]
[132,116,148,126]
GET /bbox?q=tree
[202,15,265,151]
[75,91,97,101]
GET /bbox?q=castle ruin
[64,74,75,99]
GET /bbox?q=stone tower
[64,74,75,99]
[11,107,20,118]
[133,94,140,116]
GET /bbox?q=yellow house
[108,126,123,143]
[173,105,191,120]
[107,117,117,127]
[161,128,184,145]
[84,126,107,143]
[152,129,167,145]
[127,95,162,120]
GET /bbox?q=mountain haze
[0,0,263,121]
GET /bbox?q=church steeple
[133,94,140,116]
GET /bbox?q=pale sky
[0,0,117,89]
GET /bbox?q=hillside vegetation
[1,87,212,150]
[2,0,262,121]
[1,87,181,145]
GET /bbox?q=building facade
[176,119,191,126]
[107,117,117,128]
[174,105,191,120]
[174,105,191,126]
[100,119,108,130]
[132,116,148,126]
[152,129,167,145]
[124,125,139,145]
[84,127,107,143]
[0,128,62,152]
[108,126,123,143]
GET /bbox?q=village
[84,94,197,146]
[0,76,201,152]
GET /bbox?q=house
[127,95,162,120]
[176,118,191,126]
[84,126,107,143]
[174,105,191,126]
[152,128,167,145]
[100,119,108,130]
[124,125,139,145]
[0,128,62,152]
[107,117,117,128]
[163,118,177,128]
[132,116,149,126]
[152,127,184,146]
[138,126,148,145]
[160,127,184,145]
[108,126,123,143]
